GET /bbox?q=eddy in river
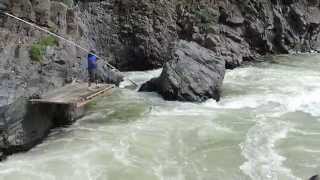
[87,50,99,88]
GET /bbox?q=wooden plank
[30,83,115,106]
[76,85,115,107]
[76,90,112,108]
[85,85,114,100]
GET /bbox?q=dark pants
[88,68,97,84]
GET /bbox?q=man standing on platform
[87,50,99,88]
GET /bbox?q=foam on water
[240,117,298,180]
[120,69,162,89]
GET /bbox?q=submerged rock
[140,40,225,102]
[97,62,124,87]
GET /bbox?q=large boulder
[140,40,225,102]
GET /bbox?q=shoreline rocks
[0,96,86,160]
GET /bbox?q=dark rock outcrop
[78,0,177,71]
[112,0,177,70]
[78,0,320,70]
[140,40,225,102]
[0,97,53,156]
[310,175,320,180]
[176,0,320,68]
[0,96,85,159]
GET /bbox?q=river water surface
[0,54,320,180]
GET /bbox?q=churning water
[0,54,320,180]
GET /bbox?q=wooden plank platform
[30,83,115,107]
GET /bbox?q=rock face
[77,0,177,70]
[176,0,320,68]
[78,0,320,70]
[0,96,85,158]
[140,40,225,102]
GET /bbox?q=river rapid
[0,54,320,180]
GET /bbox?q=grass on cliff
[30,36,58,62]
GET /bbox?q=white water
[0,54,320,180]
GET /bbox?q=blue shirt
[87,54,97,70]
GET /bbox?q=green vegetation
[30,44,44,62]
[29,36,59,62]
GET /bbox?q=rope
[1,12,139,87]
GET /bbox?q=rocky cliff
[0,0,320,156]
[80,0,320,70]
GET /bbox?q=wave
[240,116,300,180]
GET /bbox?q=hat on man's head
[90,49,96,54]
